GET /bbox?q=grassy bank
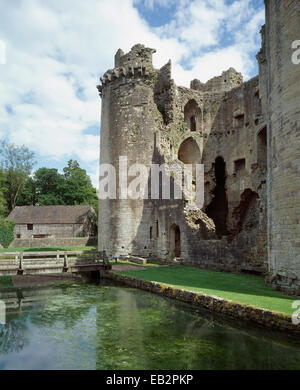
[0,246,97,253]
[118,265,296,315]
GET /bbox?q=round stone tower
[97,44,159,257]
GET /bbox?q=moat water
[0,281,300,370]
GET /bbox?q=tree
[17,177,37,206]
[0,140,35,212]
[0,169,8,217]
[62,160,98,210]
[34,168,65,205]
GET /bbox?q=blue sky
[0,0,265,187]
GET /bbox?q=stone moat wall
[105,271,300,335]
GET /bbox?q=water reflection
[0,283,299,370]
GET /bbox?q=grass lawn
[0,246,97,253]
[118,265,297,316]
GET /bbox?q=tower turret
[97,44,160,257]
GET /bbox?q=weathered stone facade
[9,236,97,249]
[8,206,96,241]
[257,0,300,295]
[98,0,299,294]
[14,223,84,239]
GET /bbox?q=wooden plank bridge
[0,250,111,276]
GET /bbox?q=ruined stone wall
[98,43,269,274]
[155,72,267,272]
[201,77,267,273]
[259,0,300,294]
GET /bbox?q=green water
[0,281,300,370]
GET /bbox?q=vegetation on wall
[0,217,15,247]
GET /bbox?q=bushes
[0,217,15,248]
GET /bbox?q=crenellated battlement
[97,44,157,96]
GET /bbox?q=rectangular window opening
[234,158,246,173]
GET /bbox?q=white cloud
[0,0,265,187]
[138,0,171,9]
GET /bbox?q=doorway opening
[257,126,267,169]
[205,156,228,238]
[170,224,181,258]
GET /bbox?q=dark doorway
[206,157,228,238]
[257,127,267,169]
[170,224,181,258]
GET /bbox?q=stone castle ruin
[97,0,300,295]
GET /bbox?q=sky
[0,0,265,188]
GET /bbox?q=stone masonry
[257,0,300,295]
[98,0,299,295]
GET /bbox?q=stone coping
[105,271,300,335]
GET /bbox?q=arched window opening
[178,137,201,165]
[178,137,201,179]
[184,99,202,132]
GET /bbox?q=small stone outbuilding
[8,205,96,239]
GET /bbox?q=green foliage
[34,168,65,206]
[62,160,98,210]
[0,140,36,212]
[17,160,98,212]
[179,121,187,134]
[17,177,37,206]
[0,169,8,217]
[0,138,98,228]
[0,217,15,248]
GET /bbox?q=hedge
[0,217,15,248]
